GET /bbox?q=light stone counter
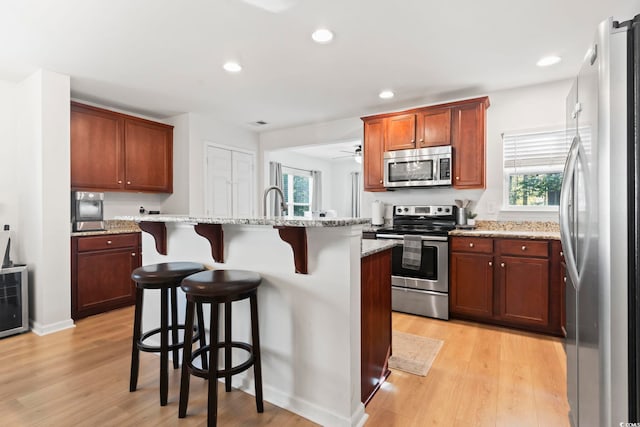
[361,239,396,258]
[70,220,141,237]
[117,214,371,227]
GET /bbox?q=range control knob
[444,208,450,213]
[437,207,442,212]
[403,208,409,212]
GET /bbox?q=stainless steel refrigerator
[561,15,640,426]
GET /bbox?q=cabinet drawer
[450,237,493,254]
[498,239,548,258]
[77,233,139,252]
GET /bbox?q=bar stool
[129,262,207,406]
[179,269,264,427]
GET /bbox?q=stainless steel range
[376,205,456,320]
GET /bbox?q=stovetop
[376,204,457,237]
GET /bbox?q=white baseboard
[30,318,75,336]
[231,376,367,427]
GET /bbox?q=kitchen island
[117,214,374,427]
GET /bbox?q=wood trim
[193,223,224,263]
[360,96,490,121]
[138,221,167,255]
[274,226,308,274]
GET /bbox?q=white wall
[260,79,572,222]
[0,80,18,234]
[186,113,259,216]
[161,113,190,214]
[16,69,73,335]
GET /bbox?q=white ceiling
[0,0,637,131]
[288,140,361,160]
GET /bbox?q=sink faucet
[263,186,287,217]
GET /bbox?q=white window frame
[282,167,314,218]
[502,127,569,212]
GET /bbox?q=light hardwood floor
[0,307,568,426]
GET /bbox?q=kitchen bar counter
[117,214,371,227]
[115,216,368,426]
[70,220,140,237]
[361,239,396,257]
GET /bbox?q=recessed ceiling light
[223,61,242,73]
[311,28,334,44]
[536,55,562,67]
[379,90,395,99]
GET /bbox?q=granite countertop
[116,214,372,227]
[448,220,560,240]
[71,220,141,237]
[361,239,397,258]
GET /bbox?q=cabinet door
[452,102,486,189]
[124,119,173,192]
[497,256,549,327]
[71,104,124,190]
[363,118,386,191]
[417,108,451,147]
[450,252,494,318]
[385,114,416,151]
[74,247,138,319]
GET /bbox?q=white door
[205,144,255,217]
[232,151,254,216]
[206,146,232,216]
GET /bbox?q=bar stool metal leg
[160,287,169,406]
[250,292,264,413]
[179,300,195,418]
[208,302,220,427]
[224,301,232,392]
[129,286,144,392]
[170,286,180,369]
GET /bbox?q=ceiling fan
[332,145,363,163]
[239,0,298,13]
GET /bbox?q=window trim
[282,167,314,218]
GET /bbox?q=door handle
[560,135,580,289]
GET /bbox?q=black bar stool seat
[129,261,207,406]
[179,269,264,427]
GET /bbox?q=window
[503,128,570,209]
[282,168,313,217]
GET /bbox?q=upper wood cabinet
[363,118,386,192]
[385,114,416,151]
[361,96,489,191]
[452,101,488,189]
[417,108,451,147]
[71,102,173,193]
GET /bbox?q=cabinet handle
[560,251,564,257]
[132,253,136,257]
[488,261,492,266]
[500,262,505,268]
[411,139,415,143]
[118,180,122,184]
[107,240,112,245]
[563,276,567,283]
[456,176,460,180]
[469,242,474,248]
[419,138,424,142]
[379,180,383,184]
[521,245,526,251]
[127,181,131,185]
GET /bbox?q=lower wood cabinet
[71,233,141,320]
[450,236,564,336]
[361,248,392,405]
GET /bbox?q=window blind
[503,129,571,169]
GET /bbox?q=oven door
[389,239,448,293]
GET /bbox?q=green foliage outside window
[508,172,562,206]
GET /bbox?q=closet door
[205,146,233,217]
[232,151,254,216]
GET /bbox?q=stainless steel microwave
[72,191,105,231]
[383,146,452,188]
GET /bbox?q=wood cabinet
[361,96,489,191]
[71,102,173,193]
[71,233,141,320]
[450,236,564,336]
[363,118,386,191]
[361,248,392,405]
[452,101,487,189]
